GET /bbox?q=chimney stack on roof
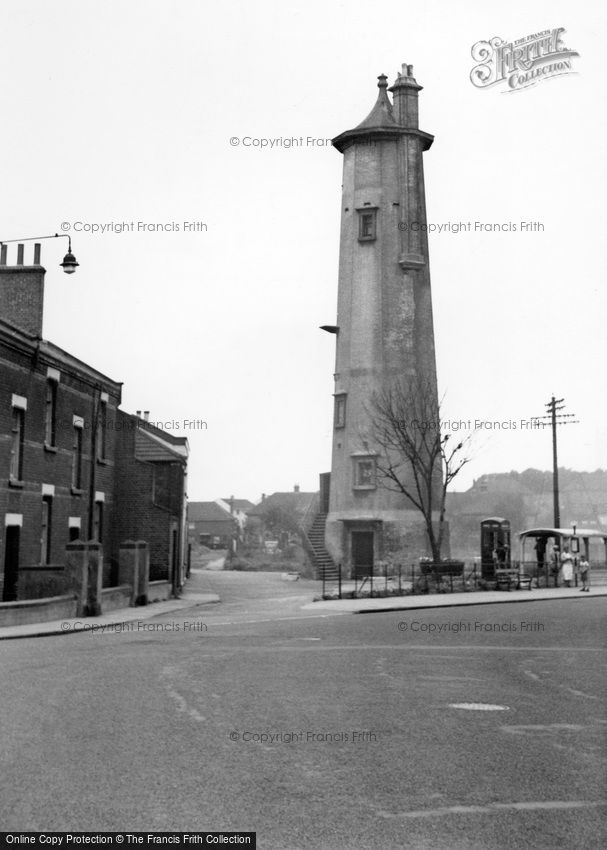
[0,243,46,336]
[388,62,422,129]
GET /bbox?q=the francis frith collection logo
[470,28,579,92]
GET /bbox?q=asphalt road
[1,571,605,849]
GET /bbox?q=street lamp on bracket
[0,232,79,273]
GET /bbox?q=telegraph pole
[532,396,578,528]
[549,397,562,527]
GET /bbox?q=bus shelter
[519,527,607,587]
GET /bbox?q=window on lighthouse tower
[334,394,347,428]
[357,208,377,241]
[353,456,378,490]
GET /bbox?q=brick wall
[113,411,183,582]
[0,329,120,600]
[0,266,45,336]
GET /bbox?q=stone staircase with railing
[303,513,339,581]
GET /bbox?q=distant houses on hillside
[245,487,318,548]
[187,488,317,551]
[447,469,607,559]
[188,501,240,550]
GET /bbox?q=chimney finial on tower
[388,62,422,128]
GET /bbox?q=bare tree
[367,377,472,564]
[260,503,302,538]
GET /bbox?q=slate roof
[247,491,317,518]
[133,429,185,463]
[116,411,188,463]
[188,501,235,523]
[0,318,123,396]
[219,498,255,512]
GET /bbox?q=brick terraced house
[113,411,188,588]
[0,243,188,601]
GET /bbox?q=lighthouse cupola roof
[353,74,397,131]
[332,65,433,153]
[332,74,402,152]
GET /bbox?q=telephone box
[480,517,511,580]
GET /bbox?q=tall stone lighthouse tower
[324,64,440,574]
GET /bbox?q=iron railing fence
[320,560,574,599]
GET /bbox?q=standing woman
[560,544,574,587]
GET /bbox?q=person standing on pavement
[534,537,547,569]
[550,544,560,586]
[533,537,547,587]
[495,541,507,565]
[560,544,574,587]
[579,556,590,592]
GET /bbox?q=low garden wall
[148,580,172,602]
[0,594,77,628]
[100,585,132,612]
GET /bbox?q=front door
[319,472,331,514]
[3,525,20,602]
[170,523,179,588]
[351,531,374,575]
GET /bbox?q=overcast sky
[1,0,603,501]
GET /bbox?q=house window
[72,421,83,490]
[97,399,107,460]
[353,456,377,490]
[68,517,81,542]
[41,496,53,565]
[153,464,172,511]
[10,407,25,481]
[93,500,104,542]
[334,394,347,428]
[45,379,58,446]
[358,208,377,241]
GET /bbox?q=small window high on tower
[334,394,347,428]
[357,208,377,241]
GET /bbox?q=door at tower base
[351,529,374,573]
[325,510,444,577]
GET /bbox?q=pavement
[0,574,220,641]
[197,551,228,570]
[308,584,607,614]
[1,564,604,640]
